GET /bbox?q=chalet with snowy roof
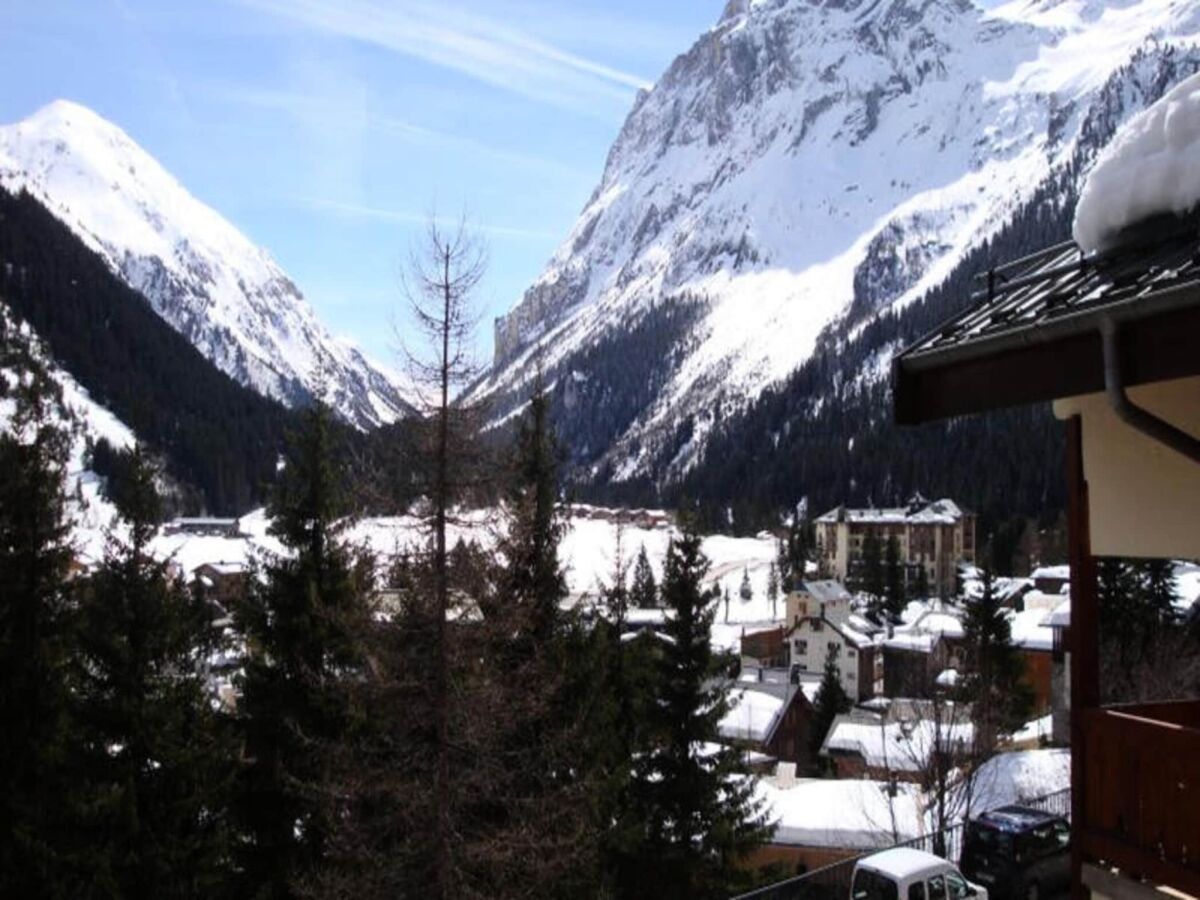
[192,561,248,609]
[882,603,963,697]
[784,580,880,701]
[893,72,1200,900]
[748,775,926,876]
[718,680,817,770]
[1031,564,1071,596]
[819,706,974,782]
[815,496,975,598]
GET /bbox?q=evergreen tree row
[0,362,774,899]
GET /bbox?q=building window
[795,640,808,656]
[827,641,839,655]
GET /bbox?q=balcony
[1078,700,1200,898]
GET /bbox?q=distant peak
[9,99,141,152]
[721,0,751,21]
[24,98,110,128]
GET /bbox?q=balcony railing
[1079,699,1200,898]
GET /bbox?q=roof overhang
[893,224,1200,425]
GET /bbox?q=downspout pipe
[1100,317,1200,465]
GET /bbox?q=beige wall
[1054,375,1200,559]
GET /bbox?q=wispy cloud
[233,0,653,115]
[298,196,558,241]
[211,82,583,178]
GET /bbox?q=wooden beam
[1068,415,1099,900]
[893,304,1200,425]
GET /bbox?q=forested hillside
[0,186,293,513]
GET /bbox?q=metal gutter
[1100,318,1200,465]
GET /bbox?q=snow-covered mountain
[0,100,413,429]
[477,0,1200,485]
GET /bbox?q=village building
[819,705,974,782]
[163,516,244,538]
[784,580,881,701]
[1009,605,1059,719]
[740,624,788,668]
[814,496,975,598]
[718,680,818,770]
[893,79,1200,899]
[192,561,248,614]
[882,604,964,697]
[1043,599,1072,745]
[747,776,926,876]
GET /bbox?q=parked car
[852,848,987,900]
[959,806,1070,900]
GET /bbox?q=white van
[851,848,989,900]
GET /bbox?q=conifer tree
[861,532,885,616]
[624,526,772,900]
[470,383,598,896]
[1138,559,1178,630]
[913,563,930,602]
[776,536,791,593]
[767,561,780,620]
[1097,557,1141,657]
[0,376,79,898]
[631,544,658,609]
[73,446,235,898]
[961,569,1032,753]
[884,536,905,621]
[809,645,852,759]
[233,401,371,899]
[739,566,753,602]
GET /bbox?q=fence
[730,789,1071,900]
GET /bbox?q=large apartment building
[814,496,975,598]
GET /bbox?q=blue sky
[1,0,723,366]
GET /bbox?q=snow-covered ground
[0,309,133,565]
[965,748,1070,815]
[144,504,786,648]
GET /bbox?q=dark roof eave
[894,280,1200,425]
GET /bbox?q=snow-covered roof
[815,498,966,526]
[797,580,852,603]
[197,561,246,576]
[1009,607,1055,652]
[1030,565,1070,582]
[1074,72,1200,253]
[719,687,787,743]
[822,712,974,773]
[884,632,938,653]
[758,778,925,849]
[885,602,964,652]
[1041,599,1070,630]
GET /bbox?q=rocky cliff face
[478,0,1200,487]
[0,100,414,429]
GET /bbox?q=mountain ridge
[0,99,414,430]
[476,0,1200,494]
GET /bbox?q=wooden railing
[1079,700,1200,898]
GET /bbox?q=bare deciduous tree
[401,216,490,900]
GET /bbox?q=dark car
[959,806,1070,900]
